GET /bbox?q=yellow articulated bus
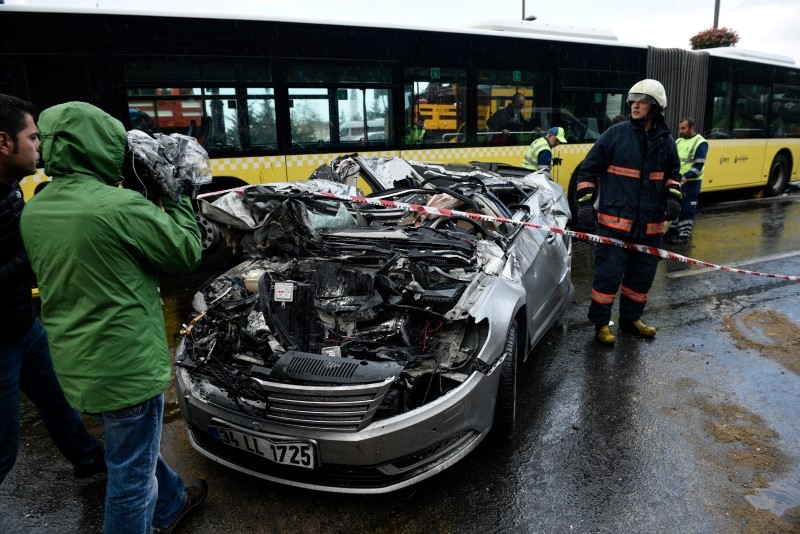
[3,7,799,265]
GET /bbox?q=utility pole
[714,0,720,28]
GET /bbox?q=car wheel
[764,154,789,196]
[196,210,234,271]
[491,321,518,442]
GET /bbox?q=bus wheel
[765,154,789,196]
[196,211,233,270]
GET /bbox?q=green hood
[39,101,127,185]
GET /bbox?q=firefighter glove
[665,196,680,220]
[577,204,595,229]
[577,188,595,205]
[664,185,682,220]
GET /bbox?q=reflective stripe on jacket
[575,119,681,238]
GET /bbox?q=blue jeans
[0,319,104,485]
[101,393,187,534]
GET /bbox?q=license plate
[209,426,315,469]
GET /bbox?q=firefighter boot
[620,319,657,337]
[595,324,616,345]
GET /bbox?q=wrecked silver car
[174,156,573,493]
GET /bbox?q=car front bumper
[175,356,503,494]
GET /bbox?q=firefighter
[575,79,682,345]
[668,117,708,244]
[521,126,567,171]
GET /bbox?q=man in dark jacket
[0,93,106,485]
[486,92,527,145]
[575,79,682,345]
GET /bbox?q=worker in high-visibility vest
[668,117,707,244]
[521,126,567,171]
[404,114,426,146]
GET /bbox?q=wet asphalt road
[2,188,799,533]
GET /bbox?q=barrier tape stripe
[199,186,800,282]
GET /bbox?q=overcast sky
[7,0,800,63]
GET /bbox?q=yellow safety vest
[676,134,706,182]
[404,125,426,145]
[522,137,552,170]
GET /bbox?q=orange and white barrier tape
[200,186,800,282]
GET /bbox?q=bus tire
[765,153,790,196]
[490,322,518,443]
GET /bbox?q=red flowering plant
[690,27,740,50]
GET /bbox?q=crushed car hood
[178,156,571,427]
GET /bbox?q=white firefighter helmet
[627,79,667,110]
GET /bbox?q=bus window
[559,68,639,138]
[708,78,733,138]
[203,88,240,149]
[335,88,391,144]
[246,88,277,149]
[405,67,465,146]
[127,88,203,137]
[478,70,551,146]
[772,85,800,137]
[733,83,769,138]
[289,88,329,149]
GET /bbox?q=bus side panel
[702,139,800,193]
[701,140,768,192]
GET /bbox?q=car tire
[764,153,789,196]
[491,321,518,442]
[196,210,234,271]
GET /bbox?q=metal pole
[713,0,720,28]
[522,0,525,20]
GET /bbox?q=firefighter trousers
[588,227,662,326]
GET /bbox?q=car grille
[248,376,394,432]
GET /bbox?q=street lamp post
[522,0,537,21]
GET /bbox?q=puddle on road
[689,398,799,533]
[748,478,800,517]
[706,309,800,532]
[722,309,800,376]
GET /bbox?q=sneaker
[595,324,616,345]
[73,453,107,479]
[153,479,208,534]
[619,319,657,337]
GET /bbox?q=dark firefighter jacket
[576,118,681,238]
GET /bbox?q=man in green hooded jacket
[20,101,207,534]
